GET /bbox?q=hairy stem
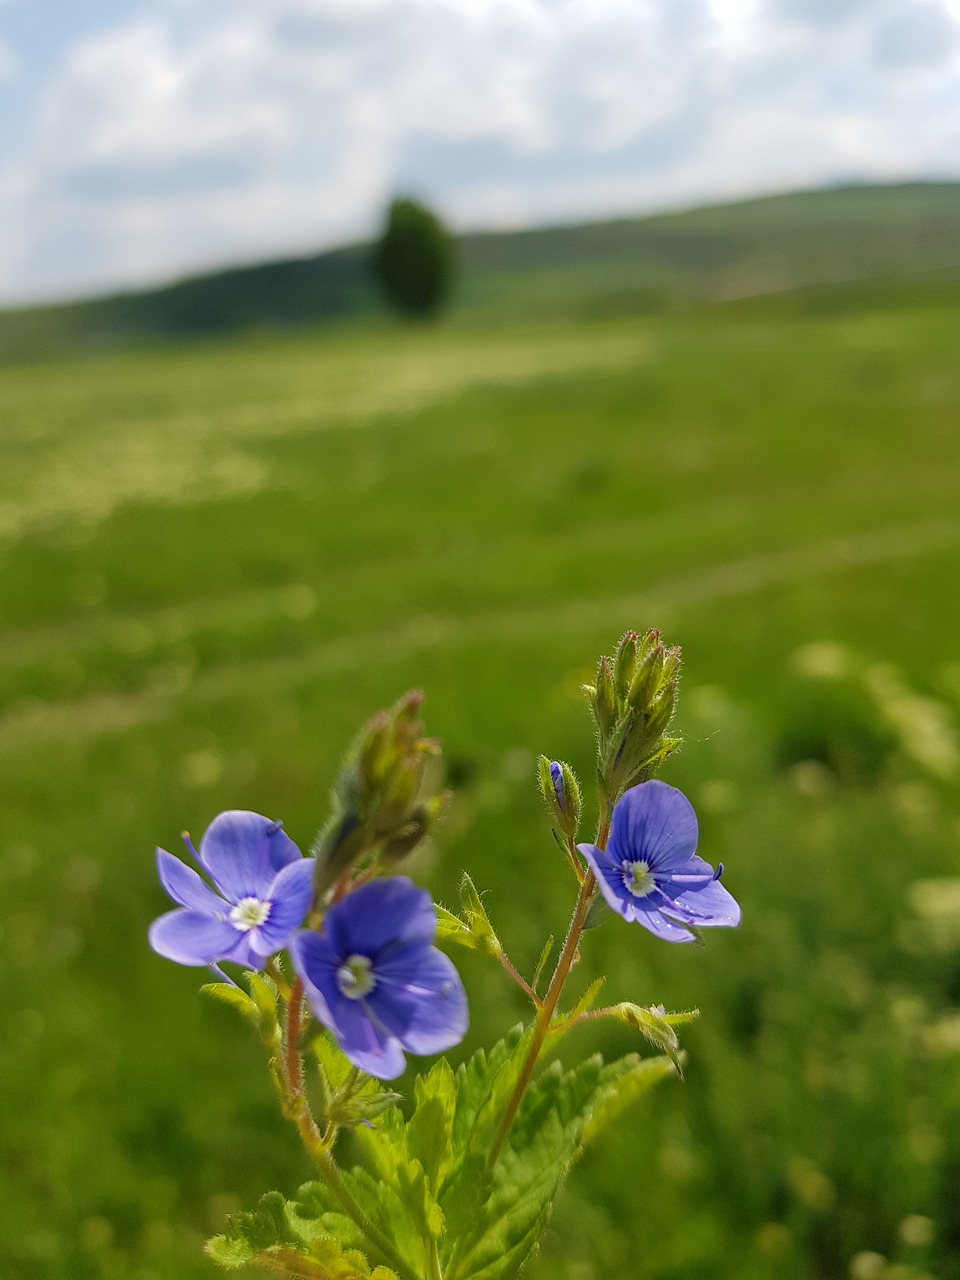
[279,980,419,1280]
[488,815,610,1167]
[498,951,541,1006]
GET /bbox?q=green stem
[424,1233,443,1280]
[313,1146,421,1280]
[498,950,541,1006]
[487,814,611,1168]
[280,981,419,1280]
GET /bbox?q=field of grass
[4,182,960,363]
[2,276,960,1280]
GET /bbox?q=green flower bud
[591,656,617,738]
[613,630,640,701]
[538,755,582,841]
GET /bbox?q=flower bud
[312,689,448,897]
[380,792,450,863]
[538,756,582,840]
[592,631,683,798]
[613,631,640,701]
[590,656,617,739]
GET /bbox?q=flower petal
[607,781,698,871]
[148,909,244,966]
[631,901,699,943]
[250,859,316,959]
[370,943,468,1056]
[157,848,223,913]
[578,843,633,918]
[290,929,339,1018]
[665,878,741,928]
[332,996,408,1079]
[199,810,301,902]
[323,877,436,960]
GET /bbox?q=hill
[1,180,960,362]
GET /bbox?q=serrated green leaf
[206,1234,257,1269]
[441,1048,677,1280]
[294,1164,421,1275]
[580,1054,676,1147]
[407,1058,456,1189]
[395,1159,444,1239]
[205,1191,297,1268]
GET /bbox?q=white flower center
[229,897,272,932]
[336,954,376,1000]
[623,859,655,898]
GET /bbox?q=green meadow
[2,263,960,1279]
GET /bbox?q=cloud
[874,1,960,69]
[1,0,960,304]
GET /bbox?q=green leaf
[201,981,259,1025]
[247,970,280,1025]
[435,890,503,959]
[407,1058,456,1189]
[437,1045,677,1280]
[201,972,281,1045]
[553,976,606,1032]
[435,905,479,951]
[580,1054,677,1146]
[205,1191,297,1268]
[531,936,553,995]
[583,892,614,930]
[459,873,504,957]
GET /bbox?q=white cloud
[1,0,960,304]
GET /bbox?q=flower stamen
[337,954,377,1000]
[229,897,272,932]
[623,859,655,898]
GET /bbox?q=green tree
[373,197,455,317]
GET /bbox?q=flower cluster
[150,810,468,1078]
[149,650,743,1280]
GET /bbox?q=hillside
[1,180,959,362]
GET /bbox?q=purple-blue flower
[578,780,740,942]
[149,810,315,969]
[290,877,468,1080]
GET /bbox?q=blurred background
[2,3,960,1279]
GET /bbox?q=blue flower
[149,810,315,969]
[290,877,468,1080]
[578,780,740,942]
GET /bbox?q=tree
[373,197,455,318]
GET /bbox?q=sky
[1,0,960,306]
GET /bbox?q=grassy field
[2,277,960,1280]
[4,182,960,362]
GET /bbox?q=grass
[2,274,960,1280]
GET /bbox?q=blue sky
[1,0,960,306]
